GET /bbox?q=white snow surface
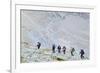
[20,10,90,63]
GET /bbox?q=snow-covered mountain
[20,10,90,63]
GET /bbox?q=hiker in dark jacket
[62,46,66,54]
[57,45,61,53]
[71,48,75,56]
[80,49,85,59]
[52,44,56,53]
[37,42,41,49]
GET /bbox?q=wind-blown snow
[20,10,90,63]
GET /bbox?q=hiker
[62,46,66,54]
[52,44,56,53]
[80,49,85,59]
[57,45,61,53]
[37,42,41,49]
[71,48,75,56]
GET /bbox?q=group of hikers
[36,42,85,59]
[52,44,85,59]
[52,44,66,54]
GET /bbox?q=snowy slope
[20,10,90,63]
